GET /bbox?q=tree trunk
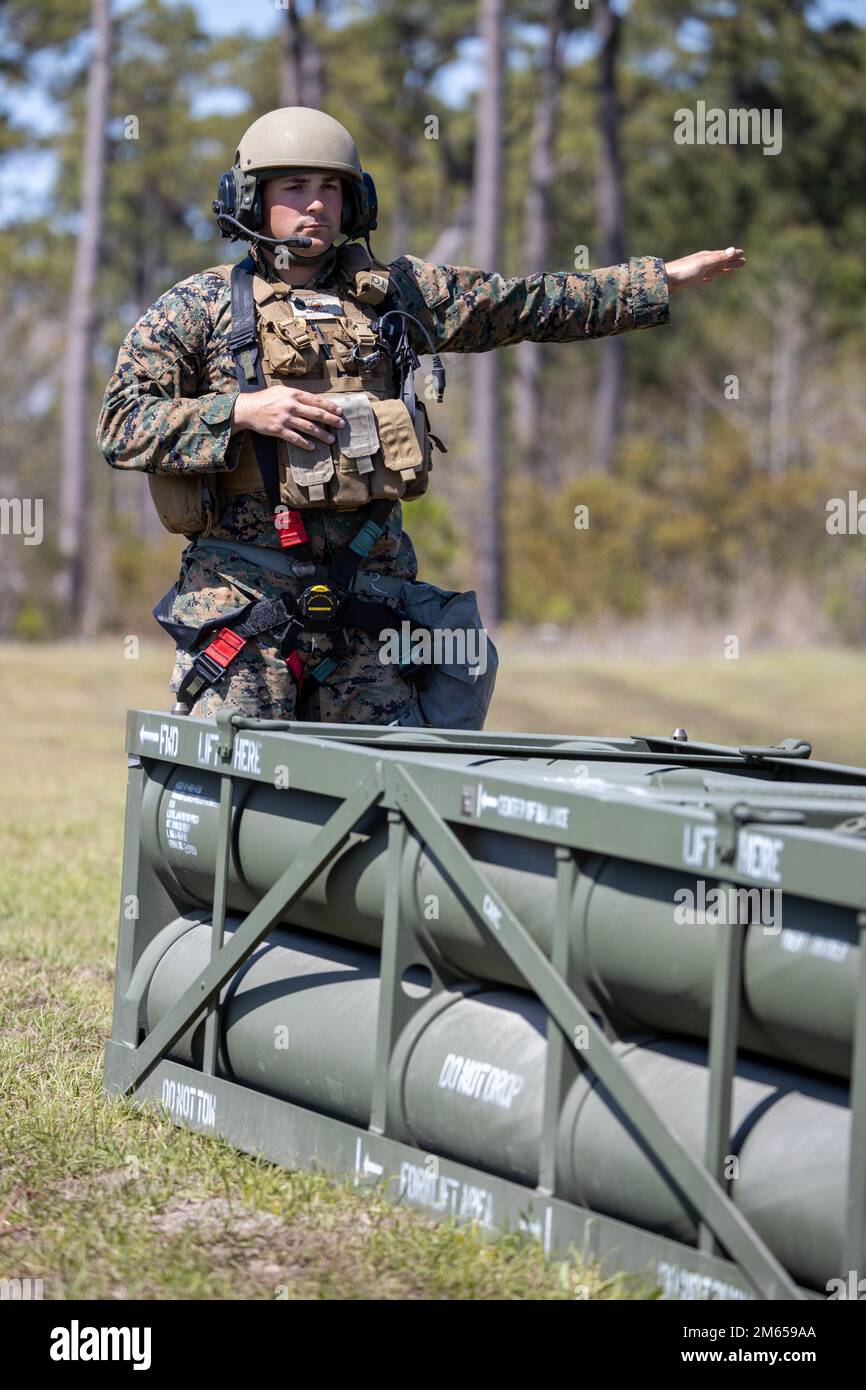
[769,285,805,476]
[279,1,304,107]
[302,0,323,109]
[388,76,414,260]
[389,183,411,262]
[280,0,324,109]
[513,0,567,478]
[471,0,506,627]
[593,0,625,475]
[58,0,111,632]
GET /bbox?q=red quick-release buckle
[275,507,309,549]
[203,627,247,669]
[285,650,304,682]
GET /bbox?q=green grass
[1,636,863,1299]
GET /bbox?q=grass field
[1,636,864,1300]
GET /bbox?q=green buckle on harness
[348,519,383,559]
[309,657,337,684]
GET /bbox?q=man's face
[261,170,343,254]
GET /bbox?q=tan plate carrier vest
[147,243,443,538]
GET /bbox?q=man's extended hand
[231,386,345,449]
[663,247,746,294]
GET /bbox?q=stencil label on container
[736,832,784,883]
[161,1077,216,1128]
[683,823,718,870]
[233,735,262,775]
[138,721,179,759]
[462,781,569,830]
[437,1052,525,1109]
[399,1160,494,1227]
[196,731,219,767]
[780,929,849,963]
[657,1259,751,1302]
[164,780,216,857]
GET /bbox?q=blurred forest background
[1,0,865,650]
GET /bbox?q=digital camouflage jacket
[97,248,671,553]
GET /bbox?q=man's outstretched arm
[389,246,745,354]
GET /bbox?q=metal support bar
[369,810,409,1135]
[202,770,234,1077]
[110,759,145,1045]
[390,764,804,1301]
[844,911,866,1281]
[538,848,579,1196]
[699,881,746,1256]
[113,769,384,1096]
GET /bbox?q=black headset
[212,166,378,244]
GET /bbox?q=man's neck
[255,243,337,288]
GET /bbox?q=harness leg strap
[171,503,409,715]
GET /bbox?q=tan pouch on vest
[371,398,423,486]
[147,473,216,537]
[328,392,379,507]
[337,396,378,472]
[264,313,319,377]
[284,437,335,503]
[327,320,363,376]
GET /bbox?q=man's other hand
[664,247,746,294]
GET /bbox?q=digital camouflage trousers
[166,499,422,725]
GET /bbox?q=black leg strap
[175,593,297,711]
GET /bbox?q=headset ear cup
[216,171,236,217]
[213,171,237,239]
[362,172,377,232]
[341,174,377,239]
[340,180,358,236]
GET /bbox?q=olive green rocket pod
[107,717,866,1299]
[140,759,863,1079]
[144,916,850,1292]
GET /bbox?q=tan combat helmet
[214,107,377,246]
[236,107,363,185]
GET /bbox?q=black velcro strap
[190,598,258,651]
[231,595,296,641]
[339,594,406,634]
[184,596,294,656]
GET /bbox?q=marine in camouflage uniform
[96,108,742,725]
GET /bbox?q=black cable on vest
[373,309,446,403]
